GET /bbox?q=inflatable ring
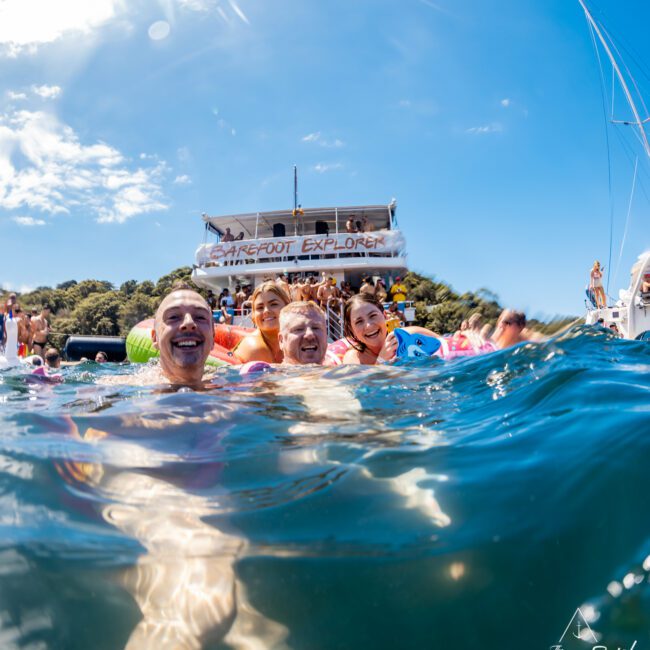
[126,319,239,367]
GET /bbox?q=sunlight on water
[1,326,650,649]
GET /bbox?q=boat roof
[202,203,396,238]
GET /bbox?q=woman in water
[342,294,438,365]
[590,260,606,309]
[233,282,290,364]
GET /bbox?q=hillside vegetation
[1,269,575,349]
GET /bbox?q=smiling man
[152,286,215,386]
[278,301,328,365]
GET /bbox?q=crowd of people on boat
[204,273,410,325]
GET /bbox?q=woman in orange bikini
[233,282,290,364]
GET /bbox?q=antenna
[293,165,298,213]
[578,0,650,159]
[292,165,304,219]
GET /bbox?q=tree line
[1,268,575,350]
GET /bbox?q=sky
[1,0,650,318]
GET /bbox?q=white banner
[196,230,405,265]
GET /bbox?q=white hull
[585,251,650,340]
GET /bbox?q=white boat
[585,251,650,340]
[191,199,415,332]
[579,0,650,339]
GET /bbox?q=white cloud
[312,163,343,173]
[500,98,511,108]
[177,0,249,24]
[6,91,27,101]
[31,84,62,100]
[177,0,213,11]
[0,109,168,224]
[12,215,46,226]
[465,123,503,135]
[0,281,35,293]
[0,0,122,57]
[301,132,345,148]
[173,174,191,185]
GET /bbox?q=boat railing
[196,229,406,271]
[325,302,345,343]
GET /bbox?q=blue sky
[1,0,650,317]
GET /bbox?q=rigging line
[601,23,650,121]
[588,20,615,295]
[611,66,615,121]
[611,125,650,205]
[613,156,638,287]
[600,18,650,93]
[579,0,650,158]
[588,0,650,89]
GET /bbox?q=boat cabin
[192,201,408,294]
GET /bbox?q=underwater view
[0,325,649,649]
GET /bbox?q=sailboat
[579,0,650,340]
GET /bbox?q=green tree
[154,267,196,297]
[120,279,138,296]
[119,293,156,333]
[72,291,122,336]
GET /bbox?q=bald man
[277,301,328,366]
[152,287,215,386]
[101,286,215,387]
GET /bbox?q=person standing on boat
[590,261,607,309]
[374,278,388,304]
[359,276,376,298]
[389,276,408,306]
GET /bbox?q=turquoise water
[1,325,650,649]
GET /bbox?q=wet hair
[278,301,326,331]
[250,281,290,326]
[95,351,108,362]
[42,303,51,311]
[44,348,60,362]
[500,309,526,329]
[343,293,385,353]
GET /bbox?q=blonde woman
[590,261,606,309]
[233,282,290,363]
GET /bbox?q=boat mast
[578,0,650,159]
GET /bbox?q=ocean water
[1,325,650,650]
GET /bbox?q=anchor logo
[550,606,638,649]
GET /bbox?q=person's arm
[342,348,362,364]
[377,332,398,362]
[232,335,272,364]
